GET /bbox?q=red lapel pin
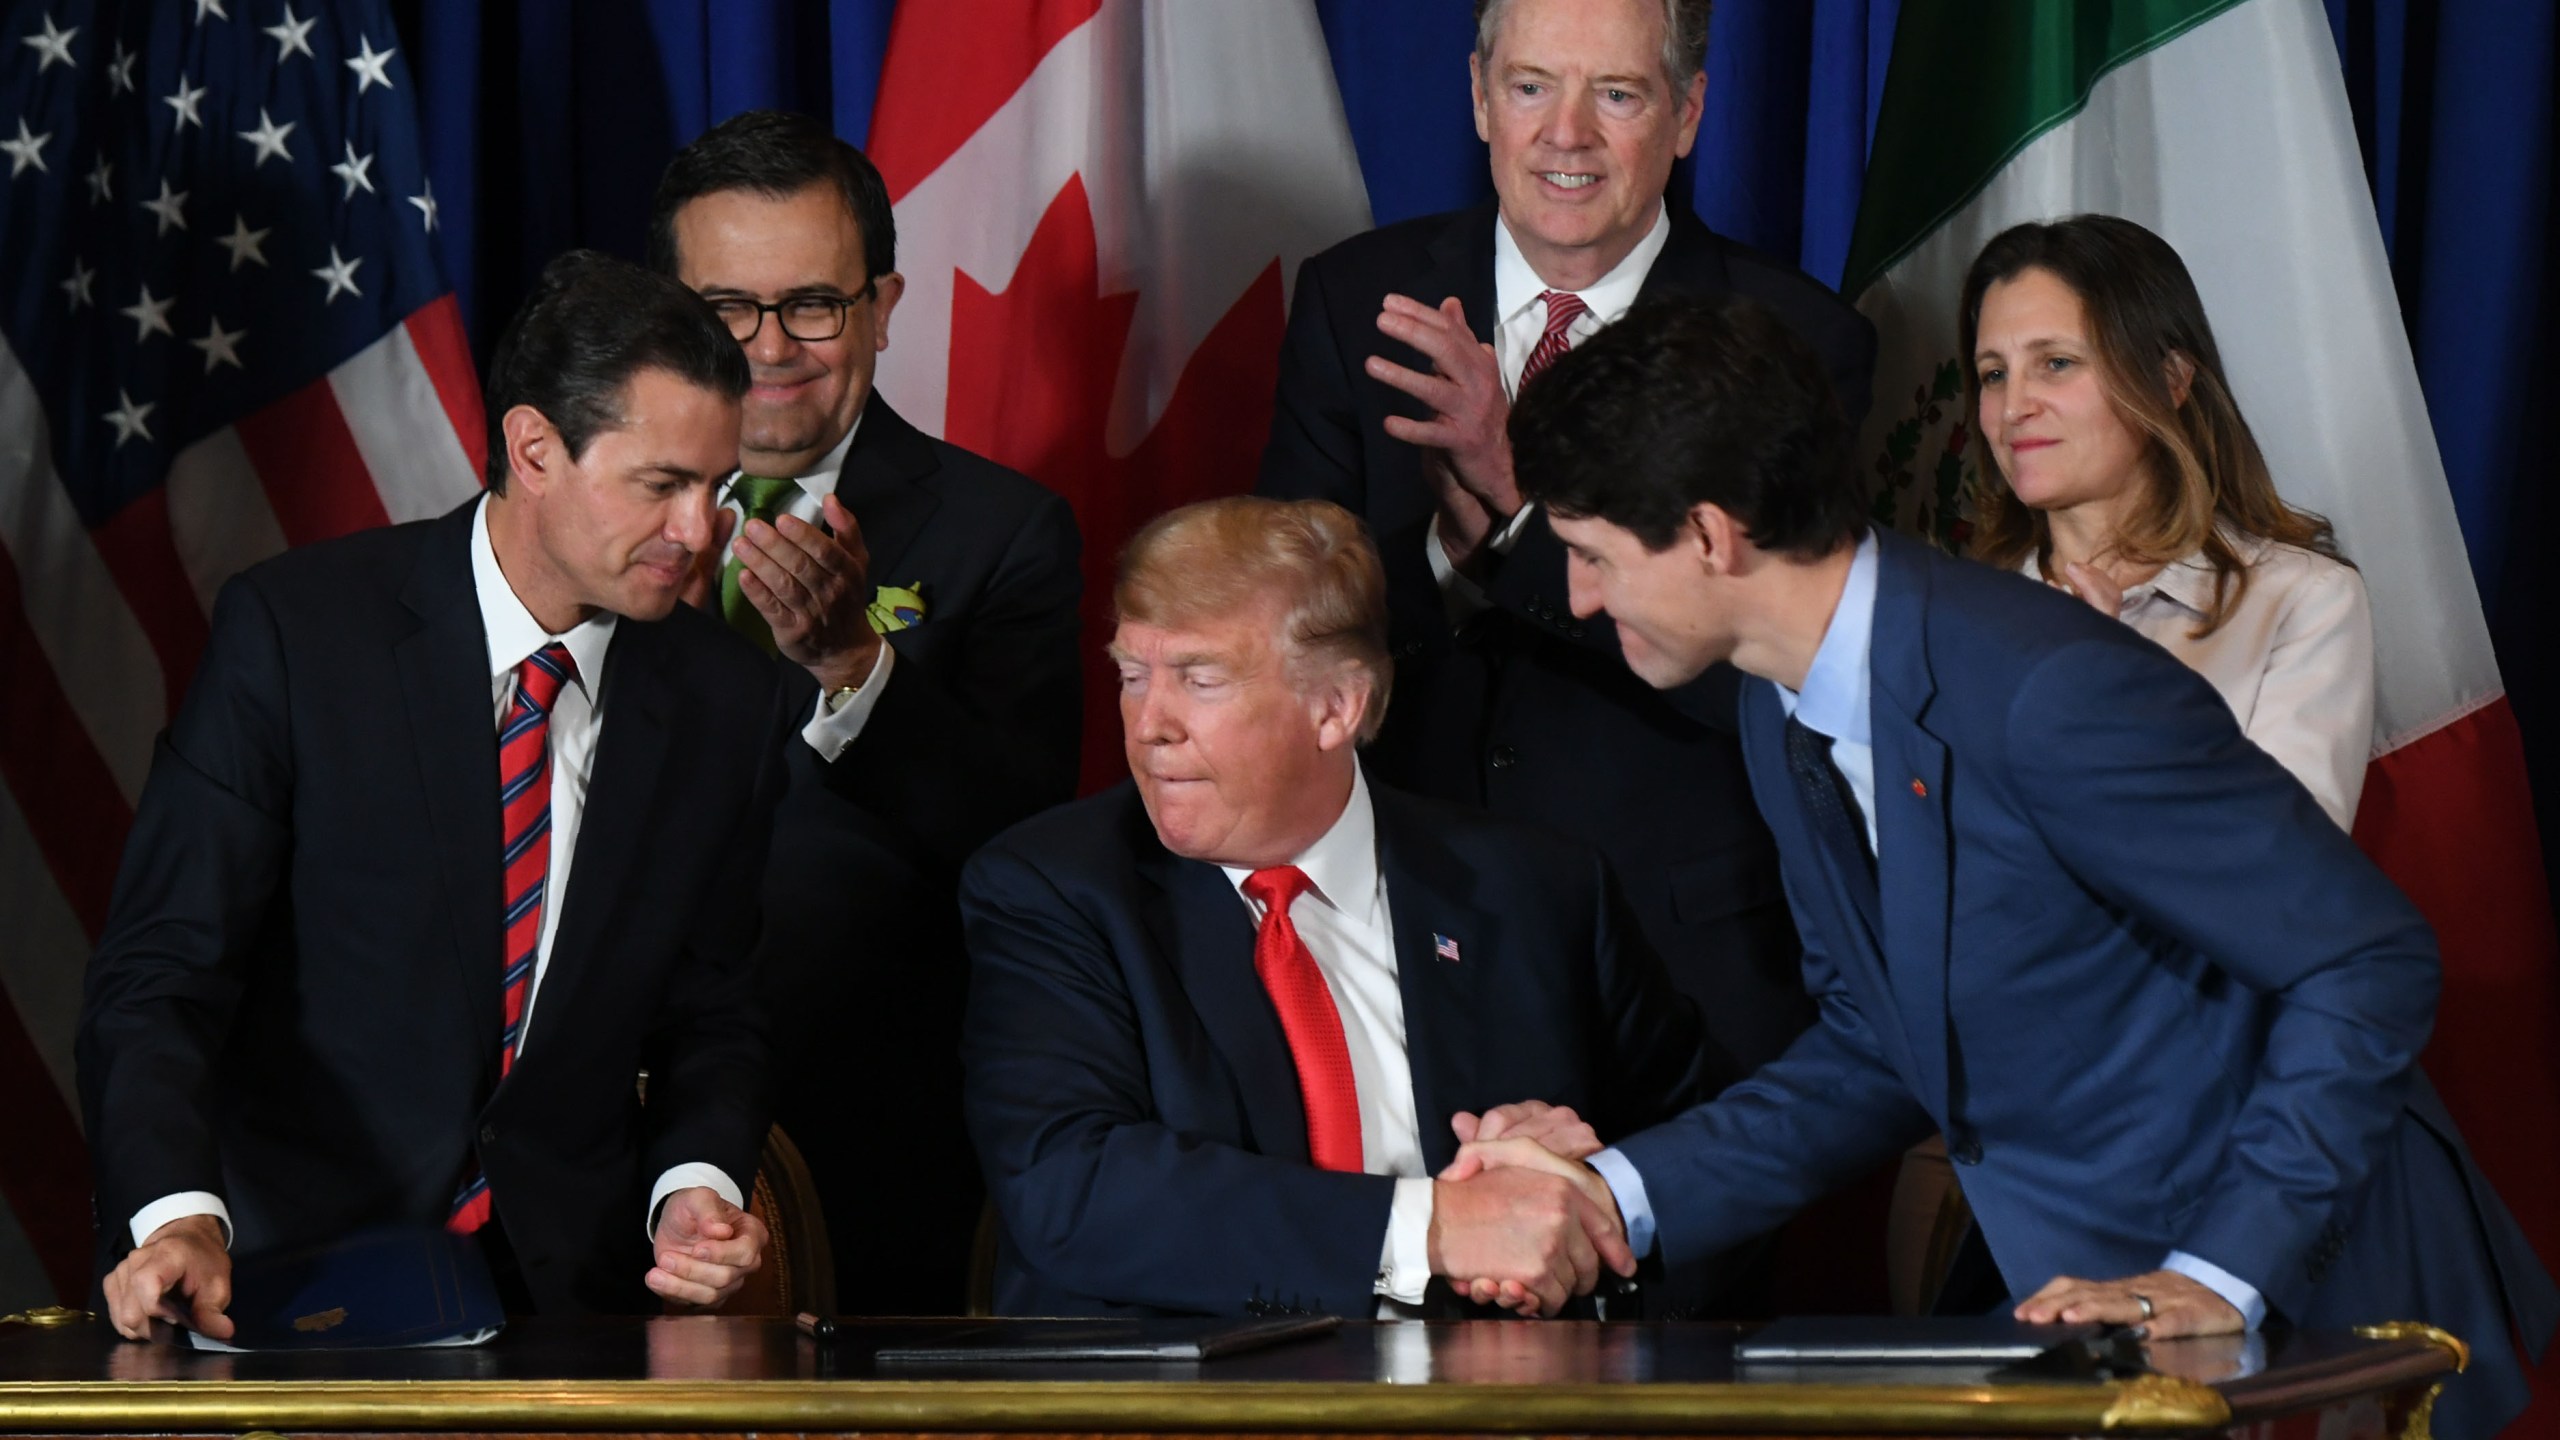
[1910,778,1929,798]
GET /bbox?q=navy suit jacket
[77,501,792,1314]
[759,391,1084,1313]
[1612,531,2555,1439]
[1258,201,1877,1076]
[959,778,1724,1317]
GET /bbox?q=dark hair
[646,109,896,285]
[1512,293,1863,559]
[482,250,750,492]
[1959,214,2341,635]
[1473,0,1711,88]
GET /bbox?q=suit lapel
[1141,844,1311,1163]
[536,617,673,1038]
[1374,788,1485,1177]
[1745,680,1902,1060]
[833,394,943,584]
[1869,534,1955,1124]
[1422,202,1500,344]
[394,504,505,1077]
[1634,207,1740,305]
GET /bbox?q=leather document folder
[190,1225,505,1351]
[1734,1315,2112,1364]
[872,1316,1341,1363]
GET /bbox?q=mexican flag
[1844,0,2558,1414]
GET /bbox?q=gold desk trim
[0,1376,2233,1434]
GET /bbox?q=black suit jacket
[1257,202,1877,1075]
[959,778,1724,1318]
[77,501,792,1314]
[758,392,1084,1313]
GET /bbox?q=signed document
[186,1226,503,1352]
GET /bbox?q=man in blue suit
[1458,294,2554,1438]
[960,496,1723,1317]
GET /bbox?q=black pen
[795,1311,838,1341]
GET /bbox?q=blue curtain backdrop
[387,0,2558,884]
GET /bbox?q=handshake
[1425,1100,1634,1318]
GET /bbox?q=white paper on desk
[184,1324,502,1352]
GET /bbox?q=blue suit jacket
[1613,531,2553,1438]
[960,778,1724,1317]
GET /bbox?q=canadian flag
[867,0,1375,790]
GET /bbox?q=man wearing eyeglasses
[648,110,1084,1314]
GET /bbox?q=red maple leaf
[945,173,1288,792]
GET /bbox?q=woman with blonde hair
[1960,214,2372,829]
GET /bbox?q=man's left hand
[2014,1269,2243,1338]
[647,1186,769,1309]
[732,492,884,692]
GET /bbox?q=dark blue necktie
[1786,713,1875,889]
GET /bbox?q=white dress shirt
[1588,529,2268,1330]
[2018,535,2374,829]
[1427,203,1675,608]
[130,498,739,1250]
[718,409,895,762]
[1218,762,1437,1311]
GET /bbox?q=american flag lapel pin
[1433,933,1462,964]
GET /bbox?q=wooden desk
[0,1314,2465,1440]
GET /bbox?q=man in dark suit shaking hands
[1258,0,1876,1090]
[79,253,793,1335]
[1460,294,2555,1440]
[650,112,1084,1313]
[961,496,1724,1318]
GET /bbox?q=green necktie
[720,475,802,654]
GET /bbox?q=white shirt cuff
[2162,1249,2267,1330]
[799,642,895,761]
[647,1164,746,1241]
[1426,513,1495,621]
[1586,1147,1654,1260]
[130,1192,232,1251]
[1374,1176,1435,1303]
[1487,500,1539,554]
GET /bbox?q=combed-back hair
[1512,292,1864,559]
[482,249,749,492]
[1473,0,1712,87]
[1116,496,1394,744]
[1960,214,2342,637]
[647,109,896,287]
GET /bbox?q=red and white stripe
[0,294,483,1302]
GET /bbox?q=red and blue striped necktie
[450,642,577,1236]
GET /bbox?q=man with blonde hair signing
[960,496,1725,1316]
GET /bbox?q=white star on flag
[106,39,135,93]
[330,141,375,199]
[239,109,295,168]
[102,390,155,448]
[141,178,188,235]
[58,260,94,310]
[164,78,209,133]
[215,214,270,271]
[262,6,315,62]
[191,318,247,373]
[2,119,49,177]
[409,178,439,232]
[193,0,228,22]
[84,154,110,202]
[21,14,76,71]
[311,246,363,303]
[119,285,174,341]
[346,35,396,93]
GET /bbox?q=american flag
[0,0,482,1302]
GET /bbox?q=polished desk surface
[0,1315,2464,1436]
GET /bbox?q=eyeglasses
[707,285,871,344]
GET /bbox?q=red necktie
[1241,866,1364,1173]
[1518,289,1590,389]
[450,642,577,1235]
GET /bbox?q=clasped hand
[1427,1100,1633,1317]
[1368,294,1521,570]
[681,493,884,692]
[648,1185,769,1308]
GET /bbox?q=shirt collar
[1493,201,1671,328]
[1222,758,1381,919]
[1779,529,1879,744]
[722,405,864,505]
[2014,535,2246,617]
[470,495,617,696]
